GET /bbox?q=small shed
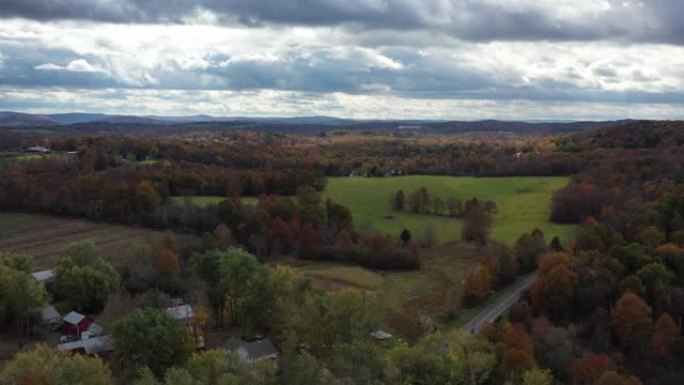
[166,304,194,324]
[58,335,113,357]
[223,337,278,363]
[31,269,55,284]
[38,305,61,329]
[61,311,93,337]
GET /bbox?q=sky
[1,0,684,120]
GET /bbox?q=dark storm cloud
[2,0,684,45]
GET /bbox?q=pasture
[0,212,195,269]
[288,242,486,338]
[325,176,574,245]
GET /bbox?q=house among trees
[223,337,279,363]
[61,311,93,338]
[31,269,55,284]
[165,304,194,326]
[57,335,114,357]
[38,305,61,330]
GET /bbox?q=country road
[461,271,538,334]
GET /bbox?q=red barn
[61,311,93,338]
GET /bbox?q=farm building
[31,269,55,284]
[166,304,194,325]
[58,335,113,357]
[38,305,61,329]
[223,337,278,363]
[61,311,93,338]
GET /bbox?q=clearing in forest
[325,175,574,245]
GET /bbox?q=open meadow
[174,176,574,245]
[325,175,574,245]
[0,212,196,269]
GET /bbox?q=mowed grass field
[0,212,195,269]
[325,176,574,245]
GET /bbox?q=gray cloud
[2,1,684,45]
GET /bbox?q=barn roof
[63,311,86,325]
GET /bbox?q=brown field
[0,212,194,269]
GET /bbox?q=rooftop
[58,335,113,355]
[63,311,86,325]
[223,337,278,361]
[166,304,194,320]
[31,269,55,282]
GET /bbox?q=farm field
[287,242,485,338]
[0,212,196,269]
[325,176,574,245]
[171,196,259,206]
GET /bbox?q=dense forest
[0,120,682,384]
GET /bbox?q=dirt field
[0,212,188,269]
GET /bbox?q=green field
[174,176,573,245]
[171,196,259,207]
[325,176,573,245]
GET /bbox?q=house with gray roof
[31,269,55,284]
[58,335,113,357]
[223,337,278,363]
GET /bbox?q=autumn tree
[56,241,119,312]
[0,264,48,334]
[462,265,492,307]
[650,312,679,361]
[112,308,192,380]
[611,292,653,354]
[191,248,270,328]
[0,253,34,273]
[0,345,114,385]
[567,353,616,384]
[135,180,162,217]
[392,190,405,211]
[462,206,493,245]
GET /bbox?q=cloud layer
[0,1,683,119]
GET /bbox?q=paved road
[461,271,538,334]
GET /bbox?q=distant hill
[0,111,58,126]
[0,110,654,136]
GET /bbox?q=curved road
[461,271,538,334]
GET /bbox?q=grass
[0,212,198,269]
[296,264,385,289]
[324,176,574,245]
[170,196,261,207]
[171,196,227,207]
[287,242,484,339]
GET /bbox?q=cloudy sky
[1,0,684,120]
